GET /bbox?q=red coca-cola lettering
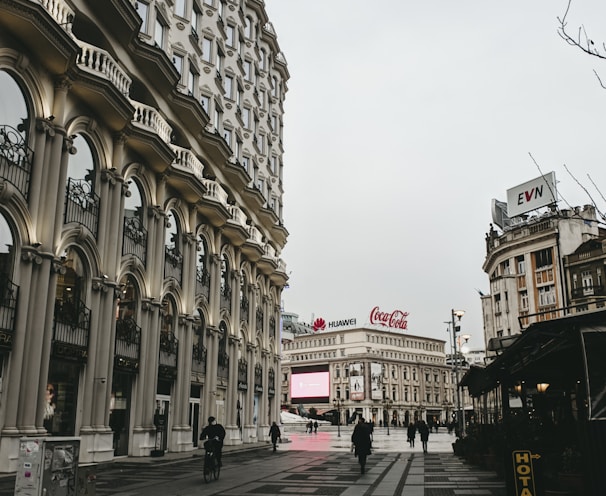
[369,306,409,330]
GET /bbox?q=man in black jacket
[200,416,226,466]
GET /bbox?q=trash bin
[15,437,80,496]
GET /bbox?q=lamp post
[450,309,466,438]
[333,398,344,437]
[383,398,393,435]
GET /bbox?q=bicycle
[203,439,221,482]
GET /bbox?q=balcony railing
[217,352,229,379]
[159,331,178,378]
[38,0,74,33]
[131,101,172,144]
[164,246,183,284]
[76,41,132,96]
[114,317,141,372]
[195,267,210,300]
[170,145,205,183]
[64,178,100,237]
[53,297,91,361]
[0,276,18,351]
[122,215,147,265]
[192,343,207,375]
[0,125,33,199]
[220,284,231,312]
[201,178,229,206]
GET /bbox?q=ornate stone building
[281,322,455,428]
[0,0,288,470]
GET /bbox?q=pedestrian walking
[268,421,281,452]
[407,421,416,448]
[306,420,313,434]
[313,420,318,433]
[418,420,430,454]
[351,417,372,474]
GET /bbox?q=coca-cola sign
[369,306,409,330]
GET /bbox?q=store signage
[512,450,539,496]
[506,172,557,217]
[312,317,357,331]
[369,306,409,330]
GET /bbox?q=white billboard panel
[370,362,382,400]
[350,363,364,401]
[506,172,557,217]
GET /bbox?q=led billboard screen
[290,365,330,403]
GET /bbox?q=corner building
[0,0,288,470]
[281,323,455,428]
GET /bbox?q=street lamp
[450,309,466,438]
[333,398,344,437]
[383,398,393,435]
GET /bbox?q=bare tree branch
[558,0,606,60]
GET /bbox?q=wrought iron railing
[114,317,141,371]
[217,352,229,379]
[164,246,183,284]
[64,178,100,236]
[159,331,178,368]
[53,297,91,360]
[0,124,33,199]
[0,276,18,350]
[191,343,207,375]
[195,267,210,299]
[122,216,147,264]
[220,284,231,312]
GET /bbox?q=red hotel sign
[369,306,409,330]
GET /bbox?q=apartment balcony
[64,178,100,237]
[257,203,279,232]
[270,258,289,287]
[129,100,175,171]
[197,178,230,227]
[159,331,178,379]
[223,205,249,246]
[168,145,206,203]
[191,343,207,377]
[114,317,141,372]
[122,215,147,265]
[272,221,289,247]
[241,184,265,211]
[257,244,278,275]
[52,297,91,362]
[0,125,33,201]
[241,224,264,262]
[195,267,210,301]
[0,277,19,352]
[572,284,605,299]
[222,158,251,194]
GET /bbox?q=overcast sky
[265,0,606,349]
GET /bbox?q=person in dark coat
[351,418,372,474]
[268,421,281,452]
[407,421,416,448]
[200,416,226,466]
[418,420,430,454]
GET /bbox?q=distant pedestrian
[307,420,313,434]
[407,422,416,448]
[269,421,281,452]
[418,420,430,454]
[313,421,318,433]
[351,418,372,474]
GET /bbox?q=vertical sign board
[581,329,606,420]
[370,363,382,400]
[350,363,364,401]
[512,450,539,496]
[506,172,557,218]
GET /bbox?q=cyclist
[200,416,226,467]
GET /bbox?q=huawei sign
[369,306,409,330]
[312,318,326,332]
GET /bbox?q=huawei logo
[312,318,326,332]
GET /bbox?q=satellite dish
[491,199,511,230]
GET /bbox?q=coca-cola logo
[369,306,409,330]
[312,318,326,332]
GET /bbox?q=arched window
[164,210,183,283]
[0,213,18,337]
[239,269,248,316]
[123,180,147,264]
[195,236,210,297]
[219,253,231,310]
[115,274,141,371]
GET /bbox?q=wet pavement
[2,427,507,495]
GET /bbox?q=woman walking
[418,420,430,454]
[269,421,281,452]
[351,418,372,474]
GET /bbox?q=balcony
[0,276,19,352]
[128,100,174,170]
[195,267,210,301]
[191,343,207,376]
[164,246,183,285]
[196,178,230,227]
[223,205,248,246]
[167,145,206,204]
[0,125,33,200]
[217,352,229,380]
[241,224,264,262]
[122,215,147,265]
[64,178,100,237]
[257,244,278,275]
[114,317,141,372]
[53,297,91,362]
[159,331,178,379]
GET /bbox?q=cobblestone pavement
[3,429,507,495]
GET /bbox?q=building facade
[281,323,456,428]
[0,0,288,471]
[481,205,603,353]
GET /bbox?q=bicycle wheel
[203,455,213,483]
[213,461,220,480]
